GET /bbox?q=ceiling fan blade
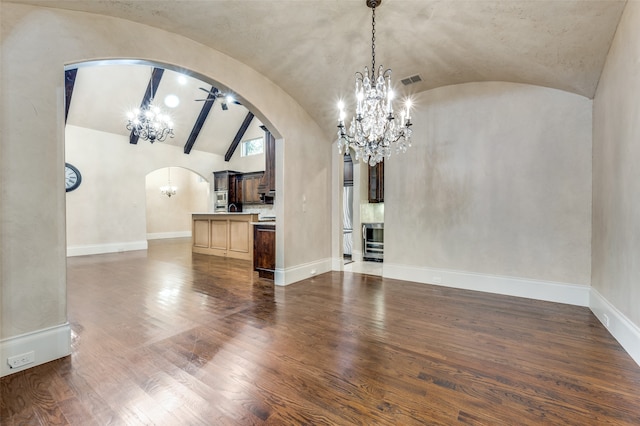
[199,87,220,97]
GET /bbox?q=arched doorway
[64,60,269,257]
[145,167,209,241]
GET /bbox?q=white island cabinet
[192,213,259,261]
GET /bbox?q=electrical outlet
[603,314,610,328]
[8,351,35,369]
[432,276,442,284]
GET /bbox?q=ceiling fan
[195,87,241,110]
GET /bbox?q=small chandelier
[337,0,413,166]
[160,167,177,198]
[126,70,175,143]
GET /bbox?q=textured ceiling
[7,0,627,144]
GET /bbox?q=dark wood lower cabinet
[253,224,276,279]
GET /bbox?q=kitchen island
[192,213,259,260]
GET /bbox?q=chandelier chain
[371,7,376,79]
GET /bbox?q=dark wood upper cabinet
[214,170,243,210]
[242,171,263,204]
[228,173,243,205]
[216,128,275,206]
[258,129,276,204]
[368,161,384,203]
[213,171,229,191]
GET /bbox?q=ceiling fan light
[164,94,180,108]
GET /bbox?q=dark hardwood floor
[1,238,639,425]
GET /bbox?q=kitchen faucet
[228,203,238,212]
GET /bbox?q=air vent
[401,74,423,86]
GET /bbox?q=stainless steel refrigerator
[343,186,353,258]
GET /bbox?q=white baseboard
[590,288,640,367]
[146,231,192,240]
[0,323,71,377]
[383,263,590,307]
[67,240,148,257]
[276,258,333,286]
[351,249,363,262]
[331,257,344,271]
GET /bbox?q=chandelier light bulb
[125,68,175,143]
[126,99,175,143]
[336,0,412,165]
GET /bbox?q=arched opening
[64,59,275,257]
[145,167,209,240]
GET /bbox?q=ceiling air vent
[401,74,422,86]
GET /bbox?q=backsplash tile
[361,203,384,223]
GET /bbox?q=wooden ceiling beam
[130,67,164,144]
[184,86,218,154]
[224,112,254,162]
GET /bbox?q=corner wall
[592,1,640,365]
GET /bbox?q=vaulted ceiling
[9,0,627,151]
[64,63,263,157]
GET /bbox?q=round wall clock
[65,162,82,192]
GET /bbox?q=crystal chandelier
[160,167,177,198]
[337,0,413,166]
[126,70,175,143]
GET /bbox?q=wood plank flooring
[2,238,640,425]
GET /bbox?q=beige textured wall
[0,4,330,340]
[592,2,640,327]
[385,82,592,285]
